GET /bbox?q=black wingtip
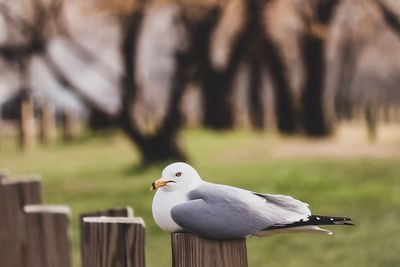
[333,221,354,226]
[263,215,354,231]
[310,215,354,226]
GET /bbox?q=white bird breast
[152,188,187,233]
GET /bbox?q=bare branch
[63,38,120,82]
[0,44,32,61]
[0,3,35,35]
[42,52,113,116]
[377,0,400,36]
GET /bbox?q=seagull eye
[175,172,182,177]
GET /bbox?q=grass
[1,127,400,267]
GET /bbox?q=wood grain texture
[81,217,145,267]
[171,233,248,267]
[24,206,72,267]
[79,207,134,265]
[0,178,42,267]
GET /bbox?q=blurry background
[0,0,400,266]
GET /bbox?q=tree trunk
[189,8,238,130]
[119,9,188,165]
[245,0,265,130]
[248,59,264,129]
[300,0,341,136]
[377,0,400,37]
[261,1,298,133]
[88,107,116,130]
[301,35,329,135]
[202,70,236,129]
[335,41,360,121]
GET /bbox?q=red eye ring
[175,172,182,177]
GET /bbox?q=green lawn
[1,129,400,267]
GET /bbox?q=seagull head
[151,162,202,192]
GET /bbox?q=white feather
[254,226,333,237]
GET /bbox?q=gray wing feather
[171,184,267,239]
[171,199,266,239]
[253,193,311,217]
[171,183,311,239]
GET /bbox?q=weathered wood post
[81,216,145,267]
[0,107,3,148]
[0,177,42,267]
[19,90,36,150]
[39,101,56,145]
[61,108,76,142]
[0,171,8,181]
[79,207,134,265]
[365,102,378,142]
[23,205,72,267]
[171,233,248,267]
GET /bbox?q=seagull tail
[256,215,353,236]
[255,225,332,236]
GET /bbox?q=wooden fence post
[81,216,145,267]
[365,102,378,142]
[0,107,3,149]
[19,91,35,150]
[79,207,134,265]
[0,177,42,267]
[23,205,72,267]
[0,171,8,181]
[171,233,248,267]
[39,101,56,145]
[61,108,77,142]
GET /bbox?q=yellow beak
[151,178,173,191]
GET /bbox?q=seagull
[151,162,353,239]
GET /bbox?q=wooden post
[365,102,378,142]
[0,177,42,267]
[0,176,42,208]
[39,101,56,145]
[0,171,8,181]
[19,90,35,150]
[23,205,72,267]
[171,233,248,267]
[79,207,134,265]
[81,217,145,267]
[61,108,76,142]
[0,107,3,149]
[392,105,400,123]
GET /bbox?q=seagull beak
[151,178,173,191]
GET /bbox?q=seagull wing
[170,183,311,239]
[252,193,311,220]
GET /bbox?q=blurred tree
[242,0,297,132]
[262,0,298,133]
[190,0,297,132]
[0,0,190,164]
[299,0,341,136]
[187,4,238,130]
[377,0,400,36]
[0,0,63,148]
[2,0,400,164]
[119,6,189,163]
